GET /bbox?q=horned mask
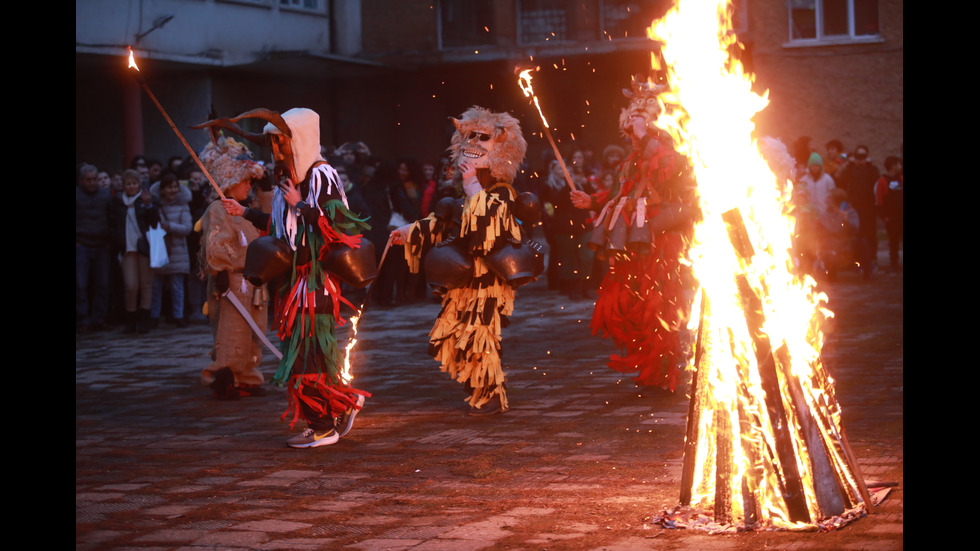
[618,76,668,139]
[192,107,323,184]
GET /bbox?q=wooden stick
[680,288,709,506]
[714,408,733,524]
[777,346,846,517]
[540,124,578,192]
[723,207,810,524]
[131,71,225,200]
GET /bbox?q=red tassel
[281,373,373,429]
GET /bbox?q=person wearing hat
[202,107,372,448]
[799,151,836,215]
[198,136,270,399]
[391,105,532,416]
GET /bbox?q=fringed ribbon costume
[247,161,372,430]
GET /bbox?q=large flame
[651,0,867,530]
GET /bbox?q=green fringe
[271,199,366,388]
[273,312,340,387]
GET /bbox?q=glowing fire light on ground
[648,0,871,532]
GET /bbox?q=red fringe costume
[590,134,695,391]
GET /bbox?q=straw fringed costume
[198,137,269,397]
[402,105,528,413]
[405,182,521,410]
[586,81,696,391]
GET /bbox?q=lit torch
[516,68,577,191]
[127,47,225,199]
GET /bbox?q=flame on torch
[126,47,225,200]
[516,68,577,191]
[128,47,140,71]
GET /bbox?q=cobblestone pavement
[77,256,902,551]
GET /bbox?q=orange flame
[651,0,867,530]
[127,47,140,71]
[517,68,550,129]
[341,314,359,385]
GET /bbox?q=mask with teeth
[448,106,527,186]
[618,75,668,139]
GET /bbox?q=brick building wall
[744,0,903,164]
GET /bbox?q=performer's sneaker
[337,394,366,437]
[468,395,509,416]
[286,428,339,448]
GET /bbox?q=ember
[646,0,872,531]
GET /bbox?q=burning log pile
[640,0,875,532]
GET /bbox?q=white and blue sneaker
[337,394,366,437]
[286,427,339,448]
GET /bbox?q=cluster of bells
[241,191,548,295]
[587,202,690,263]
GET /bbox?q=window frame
[785,0,882,47]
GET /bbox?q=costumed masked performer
[391,106,537,415]
[570,78,697,391]
[198,136,271,399]
[196,107,372,448]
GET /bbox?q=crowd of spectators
[76,134,902,334]
[789,137,903,281]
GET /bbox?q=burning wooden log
[677,207,871,528]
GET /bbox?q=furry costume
[198,137,269,396]
[587,80,696,391]
[403,106,527,412]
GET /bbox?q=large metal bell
[324,236,378,289]
[423,237,474,294]
[605,217,629,258]
[243,235,292,286]
[513,191,542,226]
[647,203,692,235]
[486,238,541,288]
[627,217,653,254]
[587,222,609,253]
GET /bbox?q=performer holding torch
[570,77,698,391]
[194,107,372,448]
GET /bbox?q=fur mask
[448,106,527,184]
[200,136,265,193]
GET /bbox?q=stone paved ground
[77,250,902,551]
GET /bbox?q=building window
[519,0,570,44]
[280,0,324,12]
[440,0,496,49]
[600,0,672,40]
[789,0,879,43]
